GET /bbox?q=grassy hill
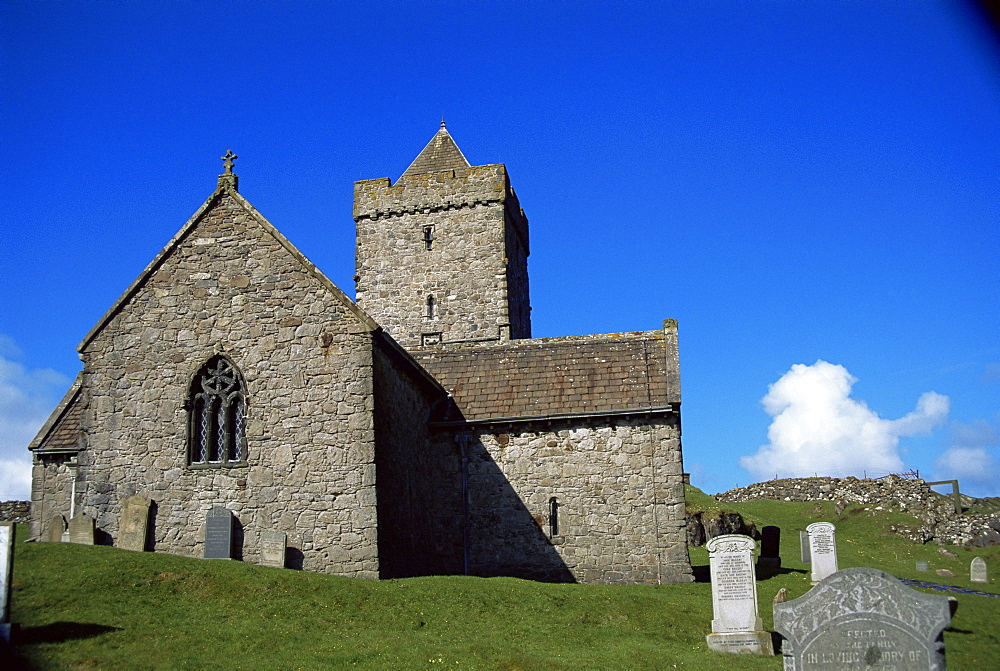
[5,488,999,670]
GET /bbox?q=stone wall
[0,501,31,524]
[716,476,1000,547]
[442,415,692,584]
[354,164,530,348]
[371,338,464,578]
[30,458,74,538]
[62,189,382,577]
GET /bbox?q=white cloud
[741,360,950,481]
[0,342,71,501]
[933,417,1000,498]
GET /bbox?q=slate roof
[401,122,471,178]
[29,373,84,453]
[411,330,679,423]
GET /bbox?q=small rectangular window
[423,226,434,250]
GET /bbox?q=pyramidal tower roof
[401,121,471,178]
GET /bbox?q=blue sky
[2,1,998,500]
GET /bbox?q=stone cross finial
[218,150,239,191]
[221,150,238,174]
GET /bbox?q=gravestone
[774,568,952,671]
[260,530,287,568]
[47,514,67,543]
[970,557,987,584]
[204,507,234,559]
[758,526,781,571]
[704,534,774,655]
[68,514,95,545]
[800,530,811,564]
[916,561,929,572]
[806,522,838,583]
[117,495,152,552]
[0,523,15,642]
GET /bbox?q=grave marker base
[706,631,774,655]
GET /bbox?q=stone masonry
[29,128,693,585]
[354,124,530,348]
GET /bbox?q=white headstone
[807,522,838,583]
[970,557,987,584]
[260,530,286,568]
[704,534,774,655]
[0,523,15,642]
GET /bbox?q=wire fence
[766,468,922,481]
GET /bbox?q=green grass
[5,489,999,670]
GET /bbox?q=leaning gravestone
[774,568,951,670]
[0,523,15,642]
[970,557,987,584]
[68,513,95,545]
[705,534,774,655]
[758,526,781,571]
[47,514,67,543]
[807,522,838,583]
[117,495,152,552]
[260,530,287,568]
[204,507,234,559]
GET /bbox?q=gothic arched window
[188,356,247,467]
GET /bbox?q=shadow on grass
[18,621,122,645]
[756,565,808,580]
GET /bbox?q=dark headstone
[800,530,811,564]
[774,568,951,671]
[117,495,152,552]
[47,514,67,543]
[0,523,15,642]
[68,514,95,545]
[204,507,234,559]
[758,525,781,570]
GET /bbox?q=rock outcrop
[714,476,999,547]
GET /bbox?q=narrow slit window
[549,497,559,537]
[423,226,434,250]
[426,295,435,319]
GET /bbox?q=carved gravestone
[0,523,15,642]
[916,561,930,572]
[800,530,811,564]
[117,495,152,552]
[68,514,96,545]
[774,568,952,671]
[705,534,774,655]
[970,557,987,584]
[260,530,287,568]
[807,522,838,583]
[758,525,781,571]
[47,514,67,543]
[204,507,234,559]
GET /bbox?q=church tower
[353,123,531,348]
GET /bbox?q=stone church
[29,125,692,585]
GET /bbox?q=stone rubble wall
[64,192,382,577]
[0,501,31,525]
[715,476,1000,547]
[354,165,530,348]
[371,340,464,578]
[441,415,693,585]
